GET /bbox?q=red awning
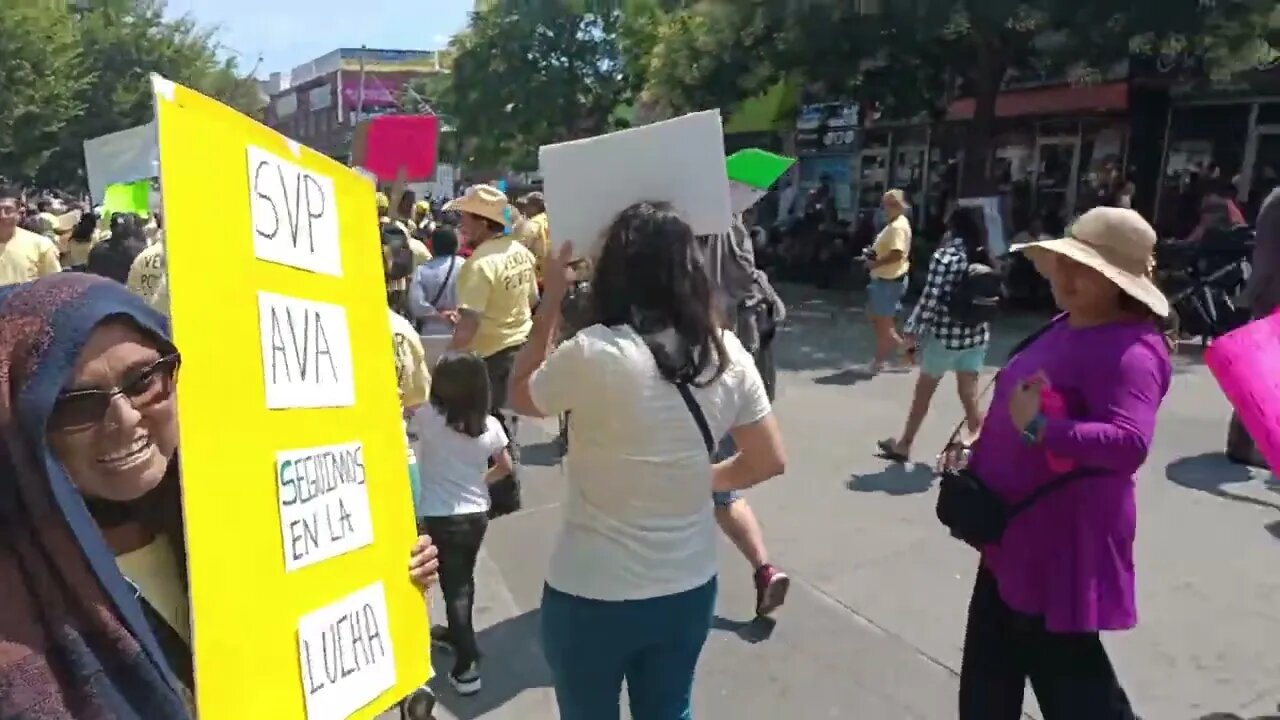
[947,81,1128,121]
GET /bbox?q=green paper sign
[102,180,151,218]
[726,148,795,191]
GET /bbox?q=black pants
[482,344,522,452]
[959,567,1136,720]
[420,513,488,673]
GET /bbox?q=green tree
[644,0,1279,193]
[35,0,263,189]
[0,2,90,183]
[443,0,663,169]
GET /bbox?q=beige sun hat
[1010,206,1169,318]
[443,184,510,226]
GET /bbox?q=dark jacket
[88,236,148,284]
[1244,188,1280,316]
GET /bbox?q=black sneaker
[450,664,481,696]
[430,626,455,654]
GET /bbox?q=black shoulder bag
[675,382,717,460]
[934,317,1097,547]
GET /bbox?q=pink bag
[1205,312,1280,471]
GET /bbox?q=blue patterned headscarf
[0,273,189,718]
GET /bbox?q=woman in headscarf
[0,273,439,718]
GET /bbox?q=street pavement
[406,284,1280,720]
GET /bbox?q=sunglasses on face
[49,353,181,432]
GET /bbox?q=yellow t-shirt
[871,214,912,280]
[521,213,551,282]
[127,242,169,315]
[116,537,191,645]
[408,236,432,267]
[389,308,431,408]
[455,235,538,358]
[0,228,63,286]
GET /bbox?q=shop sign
[795,102,861,154]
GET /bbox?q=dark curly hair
[591,201,728,387]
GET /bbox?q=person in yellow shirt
[516,192,551,285]
[864,189,913,374]
[126,240,169,315]
[445,184,537,480]
[381,191,432,268]
[0,186,63,286]
[389,308,432,411]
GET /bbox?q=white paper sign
[248,145,343,276]
[539,110,731,258]
[83,123,160,204]
[276,441,373,572]
[298,582,397,720]
[257,292,355,409]
[729,181,768,215]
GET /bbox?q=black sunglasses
[49,353,182,431]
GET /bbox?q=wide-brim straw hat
[444,184,510,226]
[1010,206,1169,318]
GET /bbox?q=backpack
[947,261,1004,324]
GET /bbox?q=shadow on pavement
[847,464,936,496]
[430,610,551,720]
[1165,453,1280,512]
[1266,520,1280,542]
[518,441,563,468]
[1192,714,1280,720]
[814,367,877,386]
[710,615,777,644]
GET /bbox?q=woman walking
[864,189,913,374]
[951,207,1174,719]
[878,207,990,461]
[509,203,787,720]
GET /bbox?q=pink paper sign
[1205,312,1280,470]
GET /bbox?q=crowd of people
[1,162,1278,720]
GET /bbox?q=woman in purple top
[957,207,1174,720]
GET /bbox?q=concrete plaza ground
[402,285,1280,720]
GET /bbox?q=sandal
[876,438,909,463]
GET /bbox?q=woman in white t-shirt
[509,202,787,720]
[409,352,512,697]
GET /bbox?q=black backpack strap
[1006,314,1066,362]
[675,383,716,459]
[1008,468,1097,517]
[430,256,456,308]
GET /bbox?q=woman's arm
[484,448,515,484]
[1034,343,1170,471]
[904,249,949,337]
[509,244,574,418]
[711,414,786,493]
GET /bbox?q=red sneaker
[754,564,790,617]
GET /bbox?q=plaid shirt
[904,235,991,350]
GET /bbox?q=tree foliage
[441,0,665,169]
[644,0,1280,192]
[0,0,264,190]
[0,2,89,182]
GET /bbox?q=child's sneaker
[450,663,482,696]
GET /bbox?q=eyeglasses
[49,353,181,431]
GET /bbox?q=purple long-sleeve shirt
[968,317,1173,633]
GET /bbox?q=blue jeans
[541,578,717,720]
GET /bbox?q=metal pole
[1152,102,1175,225]
[356,46,367,123]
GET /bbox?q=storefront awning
[947,81,1128,121]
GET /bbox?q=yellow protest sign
[150,75,430,719]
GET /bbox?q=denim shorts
[868,275,908,317]
[919,336,987,378]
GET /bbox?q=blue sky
[164,0,473,77]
